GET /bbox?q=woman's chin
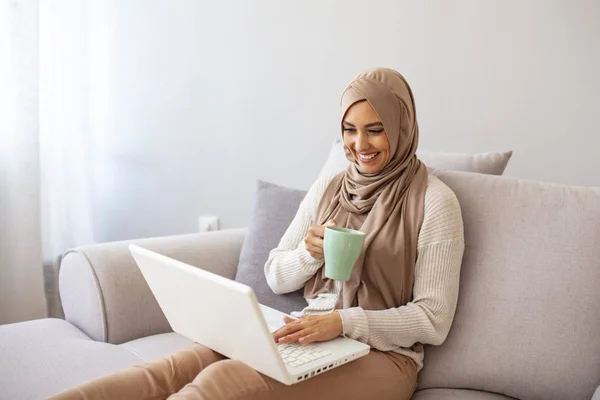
[358,163,384,175]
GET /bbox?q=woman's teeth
[358,152,379,161]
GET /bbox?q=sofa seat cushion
[119,332,195,362]
[0,319,145,399]
[413,389,516,400]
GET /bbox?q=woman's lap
[171,347,417,400]
[51,343,417,400]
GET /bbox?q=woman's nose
[355,132,369,152]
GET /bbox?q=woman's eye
[343,128,356,133]
[368,129,384,135]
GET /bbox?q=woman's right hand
[304,220,336,260]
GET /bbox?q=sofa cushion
[418,150,513,175]
[235,180,308,314]
[417,170,600,400]
[120,332,195,362]
[318,139,512,178]
[0,318,145,399]
[413,389,516,400]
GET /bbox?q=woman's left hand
[272,313,343,344]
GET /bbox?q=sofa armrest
[59,228,246,344]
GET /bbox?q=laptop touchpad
[259,304,288,332]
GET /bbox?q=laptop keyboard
[276,342,332,367]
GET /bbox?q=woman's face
[342,101,391,174]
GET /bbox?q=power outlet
[198,216,220,232]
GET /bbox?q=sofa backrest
[417,170,600,400]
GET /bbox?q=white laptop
[129,244,370,385]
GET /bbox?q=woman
[52,67,464,400]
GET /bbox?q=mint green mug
[323,227,366,281]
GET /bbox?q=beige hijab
[304,67,428,311]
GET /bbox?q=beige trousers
[50,344,417,400]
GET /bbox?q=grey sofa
[1,170,600,400]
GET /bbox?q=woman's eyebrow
[343,121,383,128]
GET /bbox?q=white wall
[89,0,600,240]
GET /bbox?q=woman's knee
[192,360,274,399]
[186,343,226,364]
[200,359,252,382]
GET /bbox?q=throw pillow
[418,150,513,175]
[235,180,308,314]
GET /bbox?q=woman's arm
[264,174,337,294]
[337,175,465,349]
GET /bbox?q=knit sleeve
[264,174,338,294]
[337,175,465,349]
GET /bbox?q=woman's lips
[357,152,380,164]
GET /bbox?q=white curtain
[0,0,45,324]
[0,0,97,324]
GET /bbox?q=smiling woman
[264,67,465,399]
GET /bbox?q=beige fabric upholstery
[418,170,600,400]
[418,150,513,175]
[318,139,513,178]
[59,229,246,344]
[412,389,516,400]
[59,252,105,342]
[0,319,143,400]
[120,332,195,362]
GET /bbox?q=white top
[264,173,465,370]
